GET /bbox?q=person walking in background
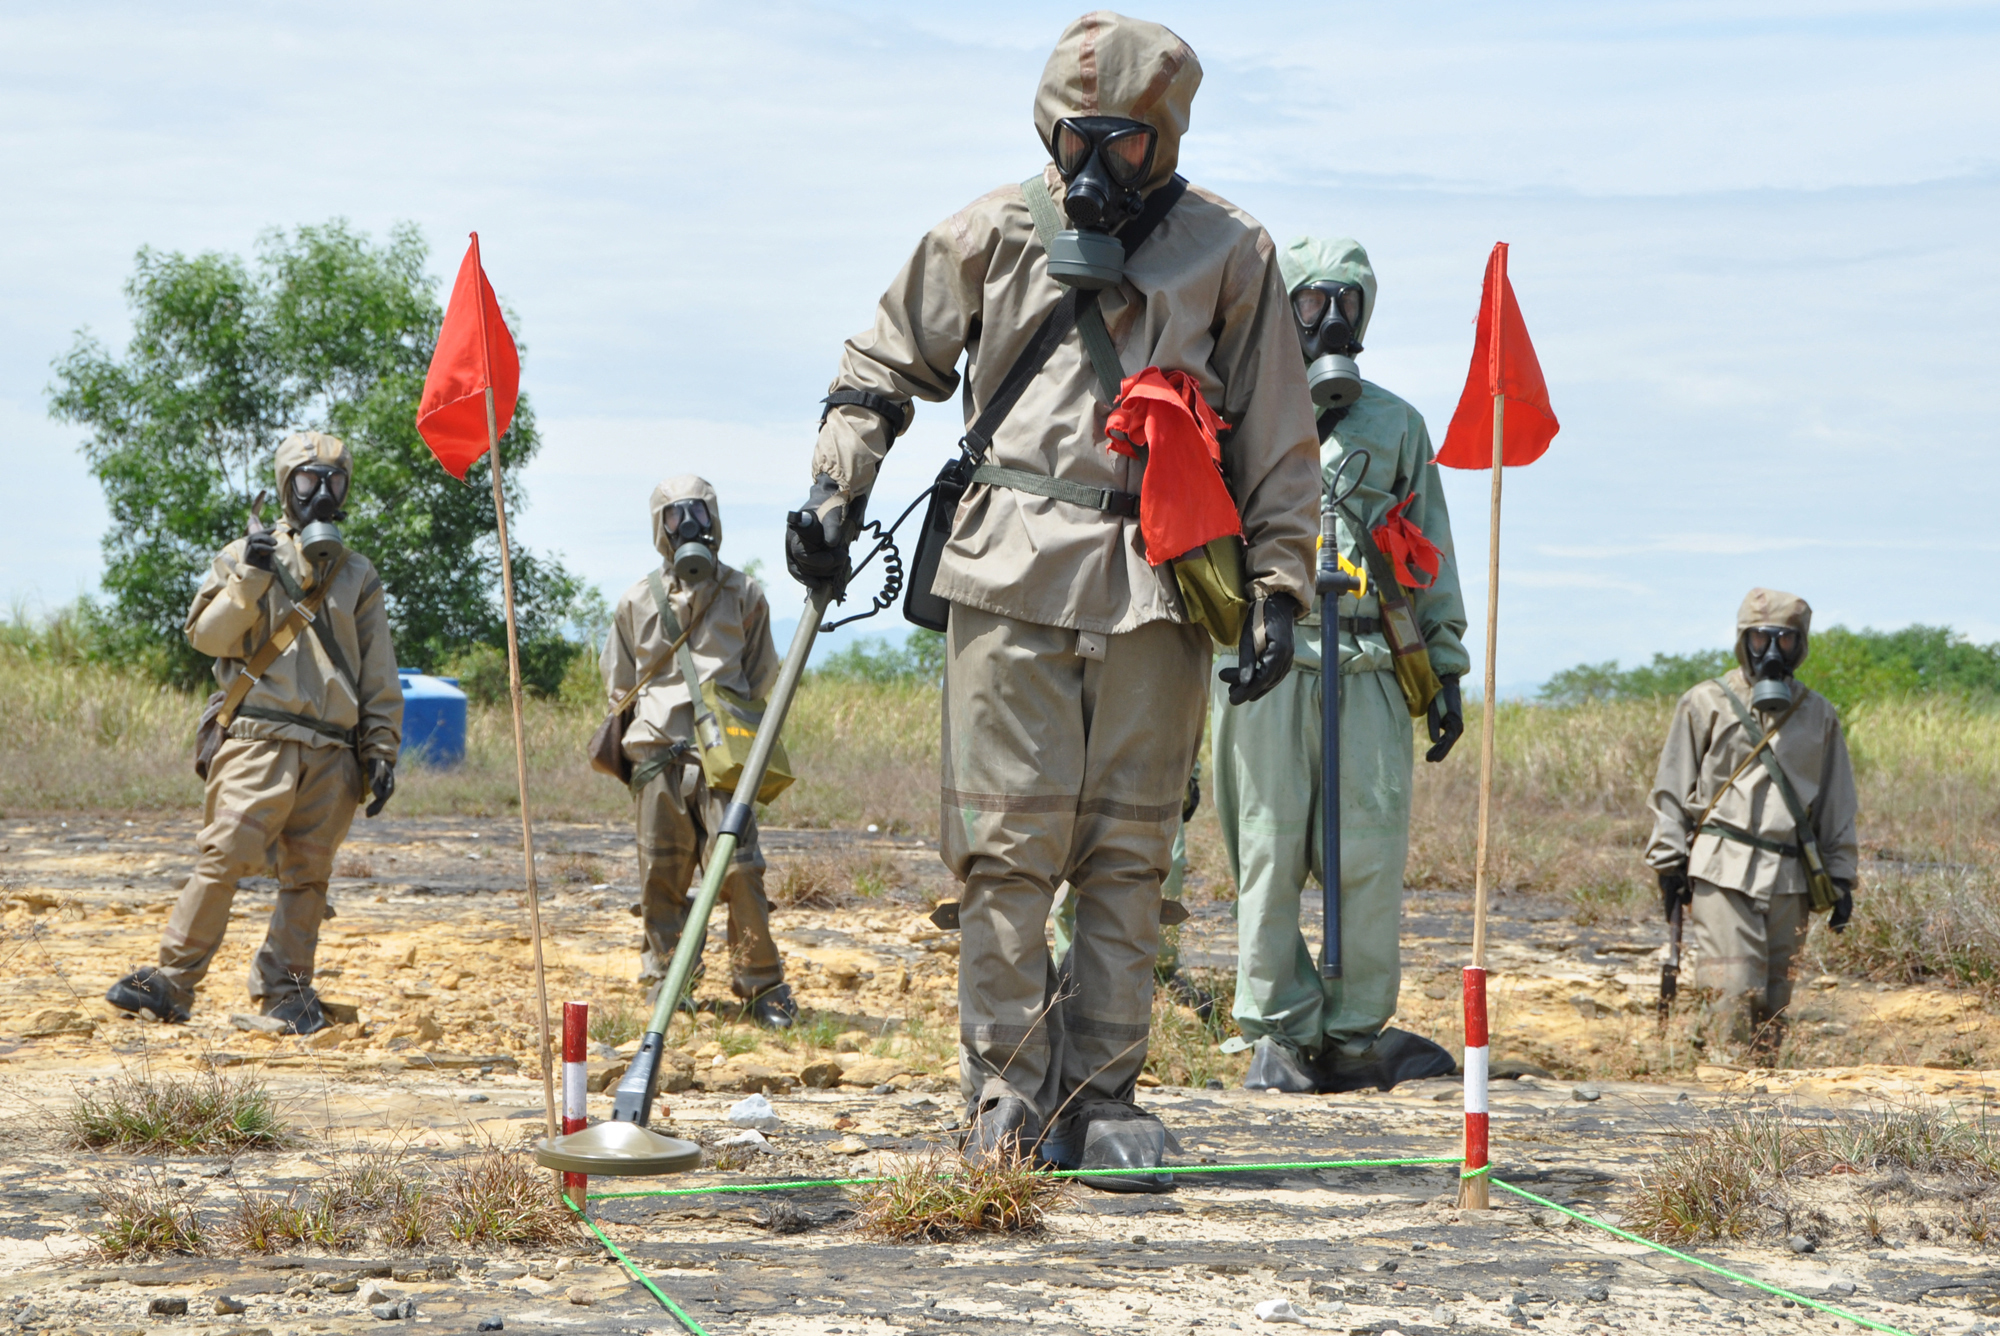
[603,476,797,1029]
[1214,238,1470,1095]
[1647,587,1858,1056]
[105,432,402,1035]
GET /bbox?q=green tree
[48,221,589,691]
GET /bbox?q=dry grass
[855,1147,1066,1242]
[771,849,906,909]
[1625,1103,2000,1245]
[91,1180,207,1260]
[220,1148,575,1254]
[1143,969,1242,1088]
[66,1072,290,1155]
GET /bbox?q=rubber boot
[1077,1116,1175,1194]
[261,988,329,1037]
[964,1097,1041,1163]
[749,983,798,1030]
[1316,1027,1457,1093]
[1244,1037,1318,1093]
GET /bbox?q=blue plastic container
[398,669,467,767]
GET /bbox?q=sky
[3,1,1997,694]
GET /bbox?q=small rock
[834,1135,870,1155]
[1431,1305,1455,1326]
[465,1093,489,1103]
[1253,1298,1306,1324]
[1205,1078,1225,1090]
[165,1176,186,1188]
[322,1278,359,1294]
[148,1297,190,1315]
[1583,1284,1610,1302]
[476,1320,503,1332]
[231,1013,289,1034]
[438,970,462,990]
[214,1296,248,1315]
[22,1007,94,1039]
[800,1059,844,1089]
[1380,1259,1399,1273]
[360,1284,392,1305]
[587,1058,629,1092]
[1788,1235,1817,1254]
[716,1128,774,1153]
[565,1287,594,1306]
[1572,1085,1602,1102]
[1569,994,1602,1019]
[1826,1280,1856,1297]
[727,1093,782,1131]
[320,996,361,1023]
[370,1298,418,1320]
[869,1082,895,1095]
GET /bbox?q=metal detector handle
[1658,900,1685,1024]
[612,587,831,1126]
[1314,468,1365,980]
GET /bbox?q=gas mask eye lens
[1100,128,1155,185]
[1746,628,1770,655]
[1055,123,1091,177]
[325,471,348,506]
[1292,289,1330,329]
[1337,287,1365,327]
[291,472,318,503]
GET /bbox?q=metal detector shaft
[1316,503,1361,980]
[613,587,832,1125]
[1658,901,1684,1025]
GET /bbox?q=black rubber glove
[365,758,396,818]
[1657,868,1690,923]
[244,528,277,571]
[785,473,858,592]
[1181,766,1201,824]
[1220,595,1297,706]
[1425,675,1465,763]
[1829,878,1854,934]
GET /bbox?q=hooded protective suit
[811,12,1319,1150]
[1211,238,1470,1079]
[1646,588,1858,1043]
[144,431,403,1018]
[603,476,785,1001]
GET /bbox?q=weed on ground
[90,1180,207,1260]
[66,1072,289,1155]
[856,1147,1066,1242]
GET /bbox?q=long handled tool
[1316,452,1369,979]
[1658,901,1684,1028]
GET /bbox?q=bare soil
[0,813,1996,1336]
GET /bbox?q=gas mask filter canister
[1045,117,1158,290]
[1292,281,1367,410]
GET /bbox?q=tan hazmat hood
[1034,11,1202,192]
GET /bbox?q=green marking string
[1487,1177,1914,1336]
[569,1156,1916,1336]
[565,1196,712,1336]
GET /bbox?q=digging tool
[1658,900,1684,1026]
[1316,451,1369,979]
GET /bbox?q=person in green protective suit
[1211,237,1472,1094]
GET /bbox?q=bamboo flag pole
[484,384,560,1158]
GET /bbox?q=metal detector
[1316,450,1369,980]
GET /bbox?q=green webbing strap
[1020,175,1125,406]
[1699,821,1797,857]
[969,463,1139,515]
[627,744,691,797]
[233,704,355,744]
[649,572,720,755]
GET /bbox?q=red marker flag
[417,233,520,480]
[1436,242,1558,469]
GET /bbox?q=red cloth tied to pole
[417,233,520,480]
[1436,242,1558,469]
[1105,367,1242,565]
[1371,493,1441,588]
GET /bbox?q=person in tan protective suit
[105,432,402,1035]
[603,477,795,1028]
[1646,588,1858,1053]
[786,12,1318,1188]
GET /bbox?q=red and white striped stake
[1458,966,1490,1208]
[561,1001,589,1210]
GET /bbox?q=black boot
[261,989,329,1037]
[1053,1101,1176,1194]
[748,983,798,1030]
[1161,969,1217,1023]
[1315,1027,1457,1093]
[964,1097,1042,1163]
[1244,1036,1318,1093]
[104,969,190,1024]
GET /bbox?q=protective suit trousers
[1689,879,1809,1046]
[1212,663,1411,1059]
[1052,823,1186,978]
[633,756,782,998]
[942,605,1207,1118]
[157,737,359,1011]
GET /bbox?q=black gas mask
[1292,281,1367,410]
[1045,116,1158,290]
[1744,624,1801,710]
[665,498,718,585]
[287,464,349,563]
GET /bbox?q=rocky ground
[0,813,1996,1336]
